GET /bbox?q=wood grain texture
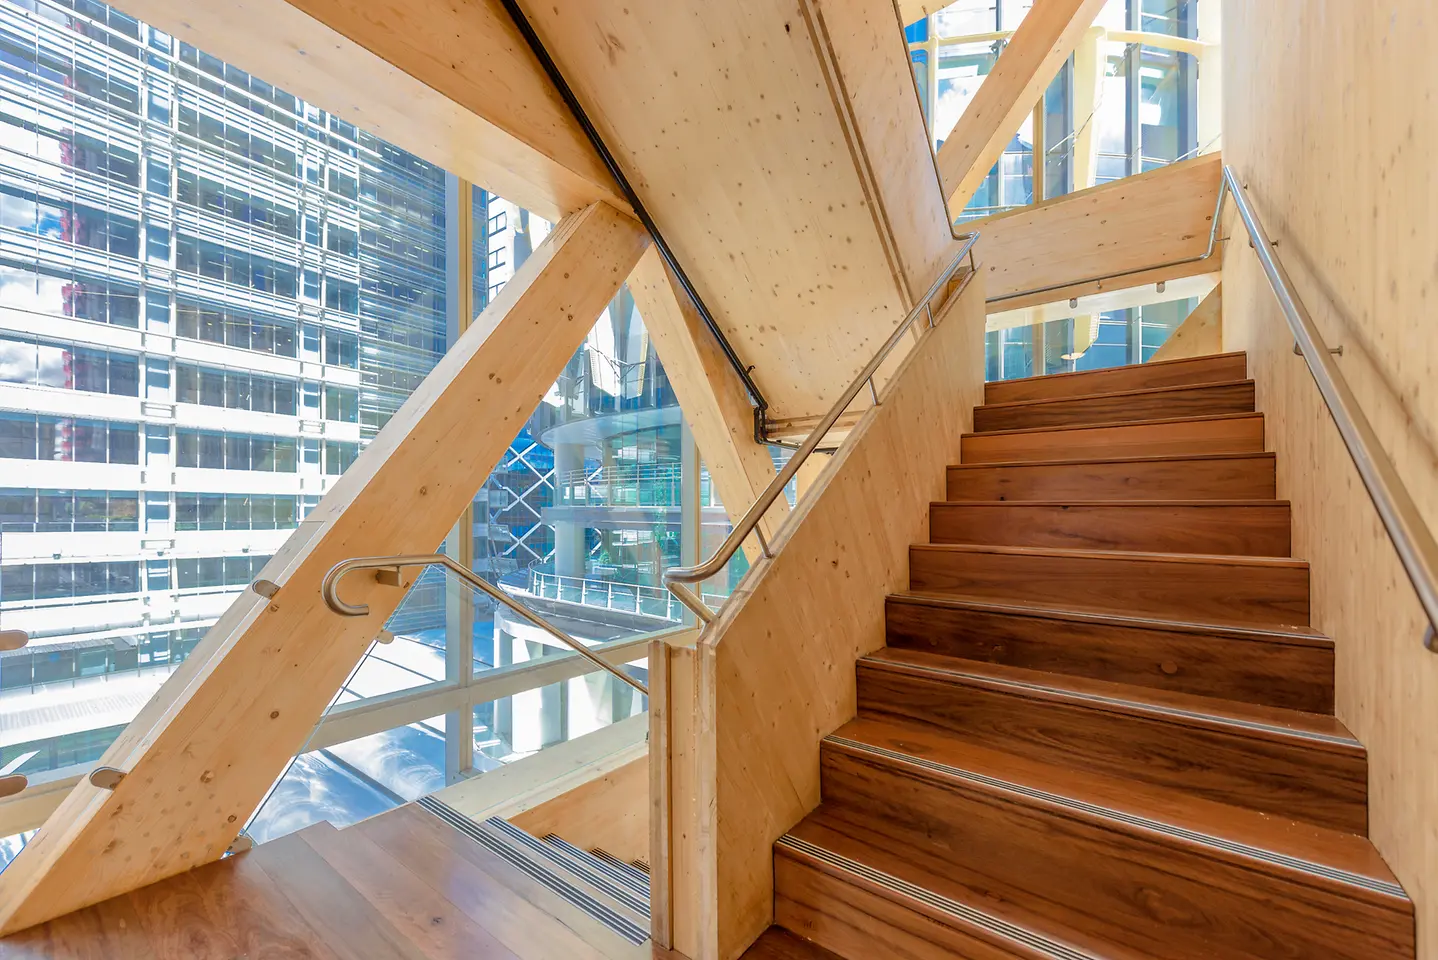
[522,0,951,422]
[807,727,1413,960]
[736,928,844,960]
[884,594,1334,712]
[856,651,1366,832]
[0,806,645,960]
[972,380,1256,433]
[945,452,1277,502]
[113,0,619,223]
[983,351,1247,404]
[0,203,651,935]
[909,543,1311,627]
[510,756,649,866]
[1150,283,1223,362]
[928,500,1291,555]
[971,154,1223,306]
[679,277,985,960]
[960,412,1265,463]
[1223,2,1438,950]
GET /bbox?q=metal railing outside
[662,231,981,622]
[322,554,650,695]
[528,569,728,623]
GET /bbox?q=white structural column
[0,200,651,934]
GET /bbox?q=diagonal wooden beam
[0,201,650,934]
[934,0,1108,213]
[111,0,624,222]
[627,247,788,559]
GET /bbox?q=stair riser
[985,354,1248,405]
[974,382,1256,433]
[856,664,1366,833]
[884,598,1334,712]
[962,415,1264,464]
[929,502,1290,555]
[909,548,1310,627]
[774,851,1045,960]
[817,749,1412,960]
[946,456,1277,502]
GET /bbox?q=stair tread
[961,410,1262,440]
[784,807,1154,960]
[826,715,1403,898]
[932,497,1289,507]
[977,378,1256,413]
[862,647,1357,750]
[887,592,1332,647]
[983,352,1248,403]
[912,541,1308,569]
[740,927,849,960]
[948,450,1277,471]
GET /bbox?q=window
[0,414,139,463]
[175,430,298,472]
[174,494,297,531]
[0,336,138,396]
[3,489,136,534]
[1,561,141,602]
[323,440,358,475]
[173,554,271,590]
[175,364,298,415]
[323,385,358,423]
[175,298,298,357]
[324,329,358,367]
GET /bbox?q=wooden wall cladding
[520,0,956,423]
[970,152,1223,307]
[677,276,985,959]
[1222,0,1438,953]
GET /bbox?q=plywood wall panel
[1221,2,1438,954]
[682,274,984,959]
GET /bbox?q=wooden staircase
[745,352,1416,960]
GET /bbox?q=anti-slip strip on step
[777,833,1098,960]
[542,834,651,900]
[591,847,652,884]
[415,797,649,945]
[866,658,1357,749]
[479,814,650,915]
[825,736,1406,901]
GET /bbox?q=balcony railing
[527,569,727,623]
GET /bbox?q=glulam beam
[0,201,650,934]
[111,0,624,222]
[628,248,789,554]
[935,0,1108,212]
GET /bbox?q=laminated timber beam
[0,201,650,934]
[111,0,624,222]
[935,0,1108,213]
[972,152,1224,309]
[627,248,789,556]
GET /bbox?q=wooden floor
[0,803,647,960]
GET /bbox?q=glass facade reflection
[0,0,448,783]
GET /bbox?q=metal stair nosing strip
[542,834,651,900]
[825,736,1407,903]
[478,813,650,916]
[777,833,1100,960]
[416,796,649,945]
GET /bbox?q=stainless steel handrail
[1219,168,1438,650]
[322,554,650,695]
[662,231,980,622]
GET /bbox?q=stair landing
[0,801,648,960]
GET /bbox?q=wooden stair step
[884,593,1334,713]
[946,452,1277,502]
[961,412,1264,464]
[908,543,1309,627]
[984,351,1248,405]
[929,499,1290,555]
[739,927,848,960]
[973,380,1256,433]
[857,649,1365,832]
[776,810,1137,960]
[805,717,1413,960]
